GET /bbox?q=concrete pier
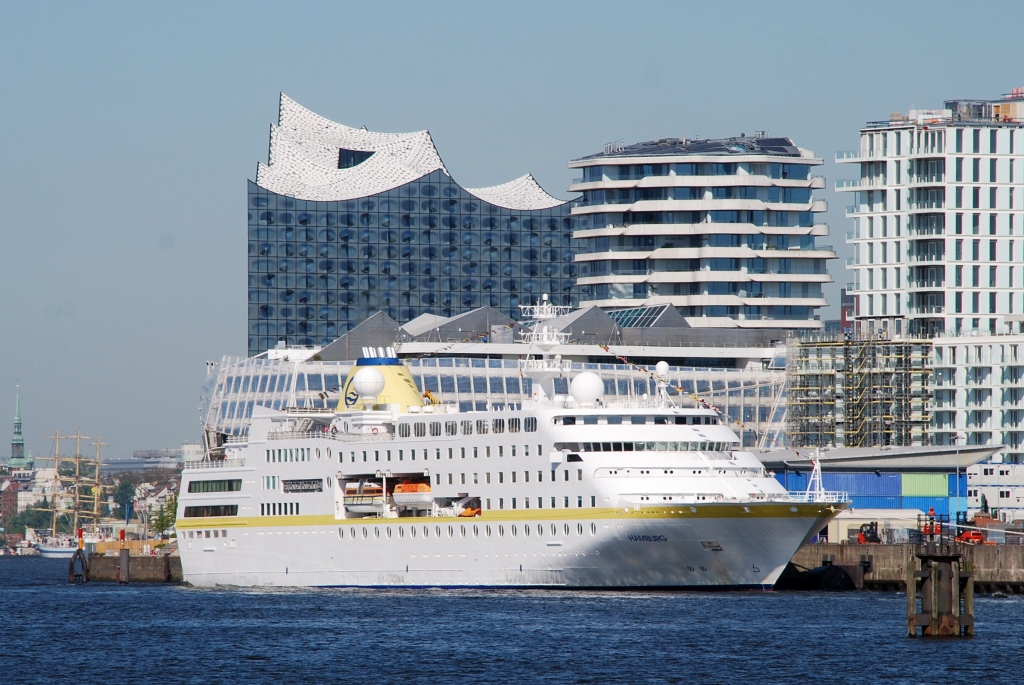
[87,554,182,583]
[790,543,1024,593]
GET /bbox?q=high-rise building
[567,135,834,330]
[248,95,578,357]
[837,89,1024,337]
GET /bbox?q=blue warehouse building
[248,95,578,357]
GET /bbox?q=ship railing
[184,458,247,470]
[785,490,849,503]
[267,430,394,443]
[224,436,247,444]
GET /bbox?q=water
[2,557,1023,684]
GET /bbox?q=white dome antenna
[352,367,386,402]
[570,371,604,407]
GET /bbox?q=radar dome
[570,371,605,406]
[352,367,386,399]
[655,361,670,378]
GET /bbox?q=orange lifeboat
[392,480,433,509]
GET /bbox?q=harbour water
[2,557,1022,684]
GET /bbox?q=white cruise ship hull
[178,353,846,589]
[178,503,834,589]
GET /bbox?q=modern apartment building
[567,135,835,330]
[838,89,1024,337]
[930,332,1024,463]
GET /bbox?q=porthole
[460,525,467,538]
[577,523,583,536]
[564,523,570,536]
[410,526,417,539]
[689,507,697,513]
[537,524,543,536]
[590,522,597,536]
[316,448,320,459]
[423,526,429,538]
[473,525,479,538]
[485,525,491,537]
[398,526,404,539]
[511,525,517,537]
[448,525,454,538]
[337,527,344,539]
[362,527,368,539]
[349,527,355,539]
[374,527,380,539]
[497,525,504,537]
[789,506,798,513]
[386,527,392,539]
[550,524,557,537]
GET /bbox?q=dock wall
[87,554,182,583]
[793,544,1024,592]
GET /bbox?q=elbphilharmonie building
[248,95,578,356]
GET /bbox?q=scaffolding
[787,333,932,448]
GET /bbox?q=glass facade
[248,171,578,356]
[204,355,786,448]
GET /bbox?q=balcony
[907,277,945,290]
[908,250,945,263]
[909,304,945,316]
[907,223,945,237]
[835,151,861,162]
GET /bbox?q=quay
[86,553,182,583]
[790,543,1024,593]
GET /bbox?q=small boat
[35,540,77,559]
[344,481,385,513]
[391,481,433,508]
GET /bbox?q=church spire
[9,384,25,466]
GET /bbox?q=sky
[1,1,1022,460]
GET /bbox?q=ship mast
[45,430,62,537]
[90,436,107,537]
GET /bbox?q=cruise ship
[177,317,847,588]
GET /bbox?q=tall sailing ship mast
[38,429,104,539]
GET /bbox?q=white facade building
[966,462,1024,523]
[838,91,1024,337]
[930,332,1024,463]
[568,135,834,330]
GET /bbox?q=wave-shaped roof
[256,94,564,210]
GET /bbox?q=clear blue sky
[1,1,1021,459]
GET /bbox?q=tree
[153,493,178,538]
[113,480,137,521]
[8,506,53,536]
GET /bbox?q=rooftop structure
[568,133,835,330]
[248,95,578,356]
[837,88,1024,338]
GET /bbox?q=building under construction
[787,334,932,448]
